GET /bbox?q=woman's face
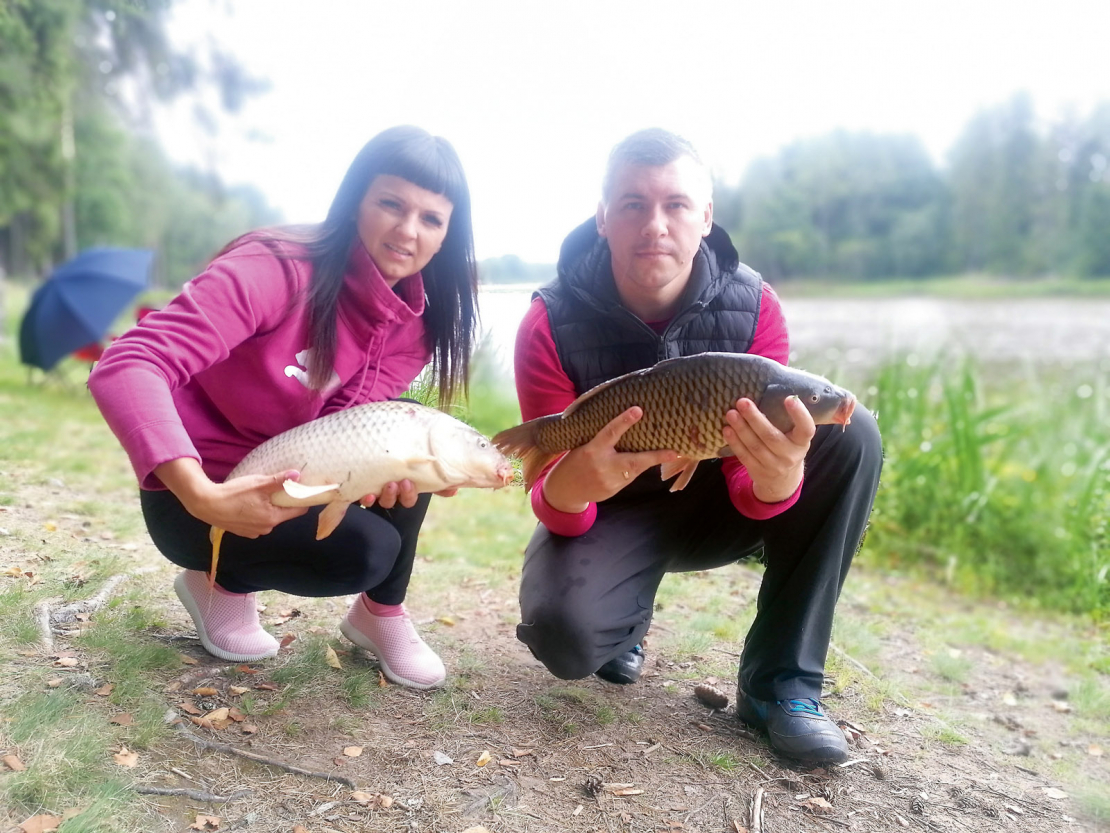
[357,174,454,286]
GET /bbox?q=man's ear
[596,201,607,238]
[702,200,714,237]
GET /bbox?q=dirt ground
[2,483,1108,833]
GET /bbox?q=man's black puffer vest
[537,217,764,396]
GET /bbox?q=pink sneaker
[339,596,446,689]
[174,570,279,662]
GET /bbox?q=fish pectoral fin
[283,480,340,500]
[315,501,350,541]
[660,457,700,492]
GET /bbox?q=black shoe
[595,645,644,685]
[736,691,849,764]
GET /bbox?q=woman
[88,126,478,689]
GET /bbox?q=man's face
[596,156,713,311]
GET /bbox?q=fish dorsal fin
[561,353,740,418]
[562,365,656,418]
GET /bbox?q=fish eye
[478,439,489,448]
[810,394,820,403]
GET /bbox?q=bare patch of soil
[2,482,1107,833]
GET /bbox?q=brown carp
[208,400,514,587]
[492,352,856,492]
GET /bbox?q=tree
[727,131,948,280]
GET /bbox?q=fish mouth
[496,461,515,487]
[833,394,857,429]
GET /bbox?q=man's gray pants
[516,407,882,703]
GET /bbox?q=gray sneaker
[736,691,849,764]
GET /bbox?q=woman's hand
[723,396,814,503]
[154,458,308,537]
[541,406,678,513]
[360,479,420,510]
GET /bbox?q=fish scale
[492,352,856,493]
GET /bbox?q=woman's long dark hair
[225,126,478,405]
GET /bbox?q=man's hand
[723,395,813,503]
[541,406,678,513]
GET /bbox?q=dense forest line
[484,95,1110,284]
[3,3,1107,289]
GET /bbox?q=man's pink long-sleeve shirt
[513,281,802,536]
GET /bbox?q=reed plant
[854,353,1110,617]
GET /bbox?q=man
[510,128,882,764]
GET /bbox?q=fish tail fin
[493,416,561,492]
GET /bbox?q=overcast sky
[157,0,1108,262]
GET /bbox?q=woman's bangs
[388,142,468,208]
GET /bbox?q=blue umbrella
[19,247,154,372]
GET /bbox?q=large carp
[492,352,856,492]
[208,401,514,586]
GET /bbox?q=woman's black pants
[140,490,431,603]
[516,407,882,703]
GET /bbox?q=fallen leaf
[240,724,258,734]
[498,759,522,767]
[293,827,309,833]
[343,746,364,758]
[235,664,259,674]
[227,707,246,722]
[350,791,376,805]
[179,702,202,715]
[94,683,114,697]
[332,756,346,767]
[46,678,63,688]
[1043,788,1068,799]
[511,747,534,757]
[802,797,834,814]
[113,746,139,767]
[279,632,297,650]
[178,654,199,665]
[611,788,644,796]
[188,715,215,730]
[731,821,749,833]
[436,616,456,626]
[54,657,79,668]
[1089,744,1103,757]
[61,807,86,821]
[205,708,230,722]
[324,645,342,669]
[460,828,490,833]
[189,814,220,830]
[434,751,453,765]
[17,814,62,833]
[44,522,57,532]
[192,687,218,696]
[109,713,134,726]
[228,686,249,696]
[3,754,26,771]
[476,750,492,766]
[378,671,387,688]
[3,566,22,577]
[1052,701,1072,713]
[379,794,393,808]
[255,682,279,691]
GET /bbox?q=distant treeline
[715,94,1110,281]
[0,0,275,286]
[480,94,1110,285]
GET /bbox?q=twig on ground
[828,641,878,680]
[50,568,156,625]
[750,786,764,833]
[174,724,357,789]
[134,786,252,802]
[33,598,58,651]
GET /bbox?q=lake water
[477,284,1110,379]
